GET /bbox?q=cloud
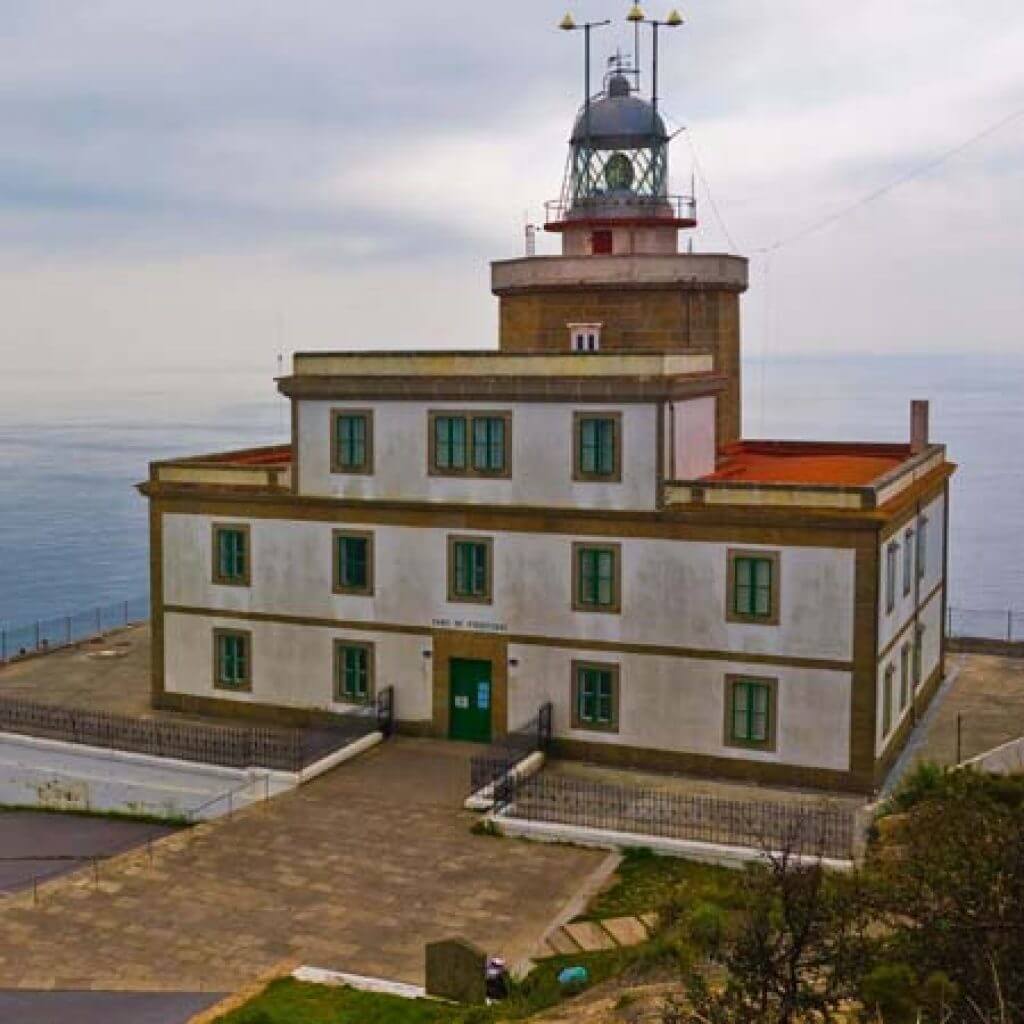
[0,0,1022,367]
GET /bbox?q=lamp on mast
[559,13,611,193]
[625,7,684,127]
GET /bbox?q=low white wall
[0,732,296,821]
[961,735,1024,775]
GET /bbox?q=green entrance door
[449,658,493,743]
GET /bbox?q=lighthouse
[492,8,749,445]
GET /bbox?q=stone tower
[491,54,748,445]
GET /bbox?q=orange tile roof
[702,441,911,487]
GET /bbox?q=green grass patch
[579,848,742,922]
[0,803,191,828]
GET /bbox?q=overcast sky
[1,1,1022,374]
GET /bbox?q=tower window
[592,230,613,255]
[569,323,602,353]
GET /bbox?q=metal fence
[493,772,855,860]
[0,696,312,772]
[469,701,552,793]
[947,607,1024,644]
[0,594,149,664]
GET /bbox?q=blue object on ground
[558,966,588,986]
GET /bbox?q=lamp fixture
[627,4,645,21]
[559,13,576,30]
[667,9,684,26]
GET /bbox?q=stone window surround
[571,541,622,615]
[332,528,375,597]
[572,411,623,483]
[212,627,253,693]
[570,659,620,733]
[426,410,513,479]
[333,638,375,705]
[211,522,251,588]
[725,548,781,626]
[447,534,494,606]
[724,674,778,752]
[330,408,375,476]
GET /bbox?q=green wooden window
[913,626,924,688]
[452,541,488,599]
[578,417,616,477]
[472,416,506,473]
[336,535,369,592]
[216,633,249,688]
[730,680,772,745]
[917,516,928,580]
[882,666,894,738]
[900,643,911,710]
[215,528,247,583]
[336,644,370,702]
[886,542,898,613]
[576,666,615,727]
[733,557,773,618]
[577,547,615,608]
[903,529,914,596]
[435,416,468,471]
[335,414,369,471]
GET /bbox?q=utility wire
[683,128,739,251]
[756,102,1024,255]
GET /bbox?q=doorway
[448,658,493,743]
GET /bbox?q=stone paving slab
[562,920,616,952]
[601,916,649,947]
[0,738,605,991]
[545,929,582,956]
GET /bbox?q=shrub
[859,963,918,1024]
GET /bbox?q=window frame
[723,675,778,752]
[913,624,925,689]
[427,410,512,479]
[333,639,375,705]
[882,663,895,738]
[903,528,914,597]
[572,411,623,483]
[447,535,494,606]
[332,529,375,597]
[917,515,928,581]
[570,660,620,733]
[885,541,899,614]
[330,409,374,475]
[900,641,911,711]
[725,549,781,626]
[212,628,252,692]
[211,523,251,588]
[571,542,622,615]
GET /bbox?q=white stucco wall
[296,399,659,510]
[875,586,944,756]
[508,644,851,771]
[163,515,856,663]
[672,396,716,479]
[877,492,945,654]
[165,613,433,721]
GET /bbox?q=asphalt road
[0,810,177,893]
[0,990,224,1023]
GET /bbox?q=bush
[685,901,727,958]
[860,963,918,1024]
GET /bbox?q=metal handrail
[544,193,696,224]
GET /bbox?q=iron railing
[492,772,855,860]
[469,701,553,794]
[544,194,697,226]
[0,594,149,664]
[947,607,1024,643]
[0,696,330,772]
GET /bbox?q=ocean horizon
[1,351,1021,631]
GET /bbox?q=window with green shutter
[900,643,911,710]
[332,411,372,473]
[212,525,249,586]
[335,642,372,703]
[917,516,928,581]
[882,665,894,738]
[434,415,468,471]
[728,678,774,747]
[903,529,914,596]
[449,537,492,602]
[214,631,250,690]
[334,531,372,594]
[731,555,775,620]
[575,414,619,480]
[574,545,618,611]
[573,663,618,730]
[472,416,506,473]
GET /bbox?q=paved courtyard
[0,738,605,992]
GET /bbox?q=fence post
[1,628,5,663]
[95,606,101,636]
[956,712,963,764]
[1010,610,1014,643]
[124,600,129,625]
[34,621,40,651]
[65,616,71,646]
[946,606,952,636]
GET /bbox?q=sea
[0,354,1021,633]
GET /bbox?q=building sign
[431,617,508,634]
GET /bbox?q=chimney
[910,400,930,454]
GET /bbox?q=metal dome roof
[570,74,668,148]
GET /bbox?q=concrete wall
[0,732,289,820]
[296,399,658,510]
[163,515,856,664]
